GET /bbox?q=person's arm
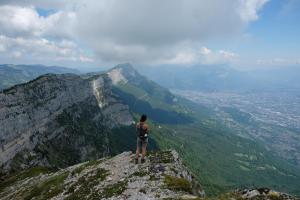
[136,123,140,138]
[144,124,149,133]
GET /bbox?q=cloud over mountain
[0,0,269,66]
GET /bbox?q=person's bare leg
[142,142,147,159]
[136,139,140,160]
[136,146,140,159]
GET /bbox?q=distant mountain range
[138,65,300,92]
[0,63,300,197]
[0,64,79,90]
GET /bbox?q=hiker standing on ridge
[135,114,149,164]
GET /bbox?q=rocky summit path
[0,150,204,200]
[1,150,299,200]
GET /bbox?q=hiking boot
[135,158,139,164]
[141,158,146,164]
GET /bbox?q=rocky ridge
[0,150,298,200]
[0,150,204,200]
[232,188,299,200]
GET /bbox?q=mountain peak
[108,63,139,85]
[113,63,135,71]
[0,150,204,199]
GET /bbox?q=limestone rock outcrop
[0,72,133,172]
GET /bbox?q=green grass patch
[99,179,128,199]
[72,159,104,175]
[0,166,51,193]
[23,172,68,200]
[130,170,149,177]
[164,175,192,193]
[149,150,174,164]
[65,168,109,200]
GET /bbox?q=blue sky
[244,0,300,58]
[205,0,300,69]
[0,0,299,70]
[36,8,57,17]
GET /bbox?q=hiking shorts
[137,137,148,148]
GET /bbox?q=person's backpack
[138,122,148,140]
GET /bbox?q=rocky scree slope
[226,188,300,200]
[0,72,133,173]
[0,150,204,200]
[0,150,298,200]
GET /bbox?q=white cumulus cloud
[238,0,269,22]
[0,0,269,66]
[0,5,76,38]
[0,35,93,62]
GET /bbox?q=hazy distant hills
[138,65,300,92]
[138,64,300,166]
[138,65,254,92]
[141,64,300,166]
[0,64,80,90]
[251,66,300,91]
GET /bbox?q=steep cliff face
[0,73,133,172]
[0,150,205,200]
